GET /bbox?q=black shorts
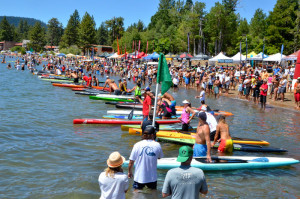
[260,95,267,104]
[162,111,172,118]
[173,84,178,88]
[208,85,213,90]
[210,130,217,141]
[133,181,157,190]
[114,90,122,95]
[182,123,189,131]
[246,87,251,95]
[253,90,259,98]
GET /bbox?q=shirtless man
[162,92,176,115]
[193,112,212,162]
[109,80,122,95]
[102,76,112,90]
[212,116,233,153]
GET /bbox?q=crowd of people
[2,52,300,198]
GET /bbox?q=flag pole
[152,82,159,127]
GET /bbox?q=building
[92,45,114,56]
[0,41,17,51]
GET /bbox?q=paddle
[128,98,138,120]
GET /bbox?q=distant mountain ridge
[0,16,47,27]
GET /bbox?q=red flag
[117,38,120,55]
[146,41,148,54]
[132,41,134,53]
[135,41,137,58]
[138,40,141,54]
[125,46,127,60]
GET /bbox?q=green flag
[157,53,172,95]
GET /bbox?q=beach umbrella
[57,53,66,57]
[66,53,75,57]
[179,52,193,59]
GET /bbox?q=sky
[0,0,277,28]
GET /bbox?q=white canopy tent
[264,53,286,62]
[108,53,119,59]
[231,52,246,62]
[209,52,232,62]
[249,52,269,60]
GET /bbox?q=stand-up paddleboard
[52,83,110,90]
[89,96,135,102]
[123,156,299,170]
[107,110,183,115]
[73,119,181,125]
[103,115,177,120]
[94,94,135,99]
[128,128,269,145]
[120,124,196,131]
[157,137,287,153]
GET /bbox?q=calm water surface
[0,57,300,198]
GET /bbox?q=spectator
[162,146,208,198]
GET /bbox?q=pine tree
[0,16,14,41]
[28,22,46,52]
[47,18,63,46]
[79,12,96,53]
[96,22,108,45]
[60,9,80,48]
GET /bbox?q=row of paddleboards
[34,71,299,170]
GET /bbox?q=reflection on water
[0,57,299,198]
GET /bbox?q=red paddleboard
[52,83,110,91]
[73,119,181,125]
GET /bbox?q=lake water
[1,57,299,198]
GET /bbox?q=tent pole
[152,83,159,127]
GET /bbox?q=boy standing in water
[212,116,233,154]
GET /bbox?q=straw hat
[107,152,125,168]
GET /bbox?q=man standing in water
[193,112,212,162]
[162,146,208,198]
[128,126,163,192]
[212,116,233,153]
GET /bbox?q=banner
[146,41,148,54]
[280,44,284,61]
[117,38,120,55]
[187,33,190,53]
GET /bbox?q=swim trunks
[218,139,233,153]
[185,78,190,85]
[193,144,207,157]
[214,86,219,94]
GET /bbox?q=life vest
[135,86,141,96]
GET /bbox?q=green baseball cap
[177,146,193,162]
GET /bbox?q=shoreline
[178,83,299,112]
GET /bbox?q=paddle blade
[128,109,134,120]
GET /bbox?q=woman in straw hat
[98,152,128,199]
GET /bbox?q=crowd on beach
[3,52,299,110]
[2,52,300,198]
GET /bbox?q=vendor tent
[191,53,209,60]
[66,53,75,57]
[245,51,257,58]
[108,53,119,59]
[284,50,300,60]
[249,52,269,60]
[209,52,231,62]
[57,53,66,57]
[264,53,286,62]
[231,52,246,62]
[144,52,159,60]
[179,52,193,59]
